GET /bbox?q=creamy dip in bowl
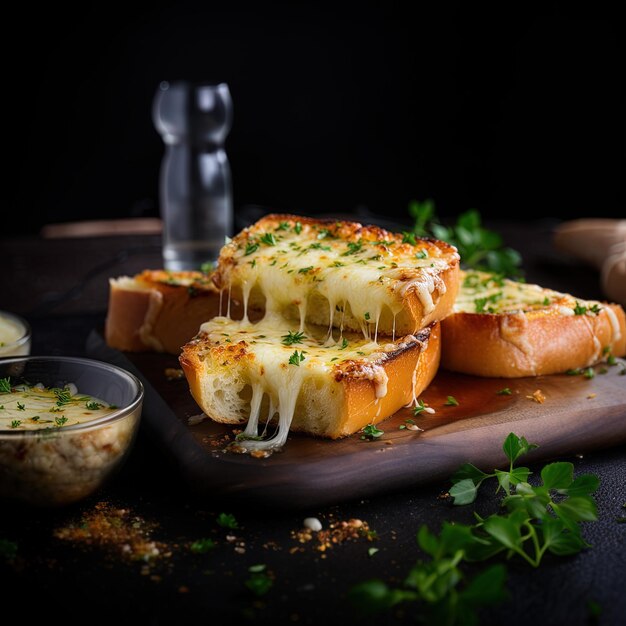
[0,356,143,506]
[0,311,31,356]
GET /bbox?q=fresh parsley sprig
[408,200,523,278]
[350,432,600,625]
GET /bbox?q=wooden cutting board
[87,332,626,509]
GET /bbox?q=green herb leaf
[281,331,306,346]
[259,232,277,246]
[190,538,216,553]
[449,479,479,505]
[540,462,574,490]
[216,512,238,529]
[245,569,273,597]
[288,350,306,366]
[496,387,512,396]
[444,396,459,406]
[244,242,259,256]
[0,377,11,393]
[408,201,523,278]
[360,423,384,440]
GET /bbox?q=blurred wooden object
[41,218,163,239]
[553,218,626,307]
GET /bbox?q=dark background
[5,1,624,236]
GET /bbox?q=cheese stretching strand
[178,215,458,452]
[180,316,440,451]
[212,214,460,338]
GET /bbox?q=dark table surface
[1,216,625,626]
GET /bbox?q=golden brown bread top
[211,213,460,335]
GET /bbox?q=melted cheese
[197,316,405,452]
[0,384,116,431]
[218,217,456,338]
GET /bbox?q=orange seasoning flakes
[291,518,377,553]
[53,501,167,562]
[526,389,546,404]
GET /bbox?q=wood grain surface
[87,331,626,509]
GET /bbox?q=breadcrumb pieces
[164,368,185,380]
[53,501,167,563]
[527,389,546,404]
[291,518,376,552]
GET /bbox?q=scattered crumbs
[262,541,281,551]
[201,433,231,448]
[526,389,546,404]
[53,501,167,563]
[406,423,423,432]
[437,492,450,500]
[187,413,207,426]
[368,547,379,557]
[587,393,597,400]
[164,368,185,380]
[291,518,376,552]
[250,449,271,459]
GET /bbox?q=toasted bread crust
[180,323,440,439]
[105,270,242,354]
[441,303,626,377]
[213,214,460,335]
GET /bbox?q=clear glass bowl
[0,356,143,506]
[0,310,31,356]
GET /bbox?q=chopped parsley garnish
[288,350,306,366]
[248,259,256,268]
[317,228,331,239]
[0,377,11,393]
[402,231,417,245]
[189,538,216,553]
[244,242,260,256]
[332,261,345,267]
[339,337,349,350]
[276,221,290,231]
[496,387,512,395]
[259,232,277,246]
[543,297,551,306]
[341,240,364,256]
[474,292,503,313]
[583,367,595,379]
[54,416,68,427]
[415,249,429,259]
[444,396,459,406]
[10,420,21,429]
[566,368,581,375]
[298,266,314,274]
[412,399,428,415]
[573,301,587,315]
[589,304,602,314]
[52,387,72,405]
[86,401,103,410]
[307,242,331,251]
[364,312,371,321]
[293,221,302,235]
[216,512,238,529]
[245,564,273,597]
[199,261,214,274]
[281,331,307,346]
[16,402,25,411]
[360,423,384,440]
